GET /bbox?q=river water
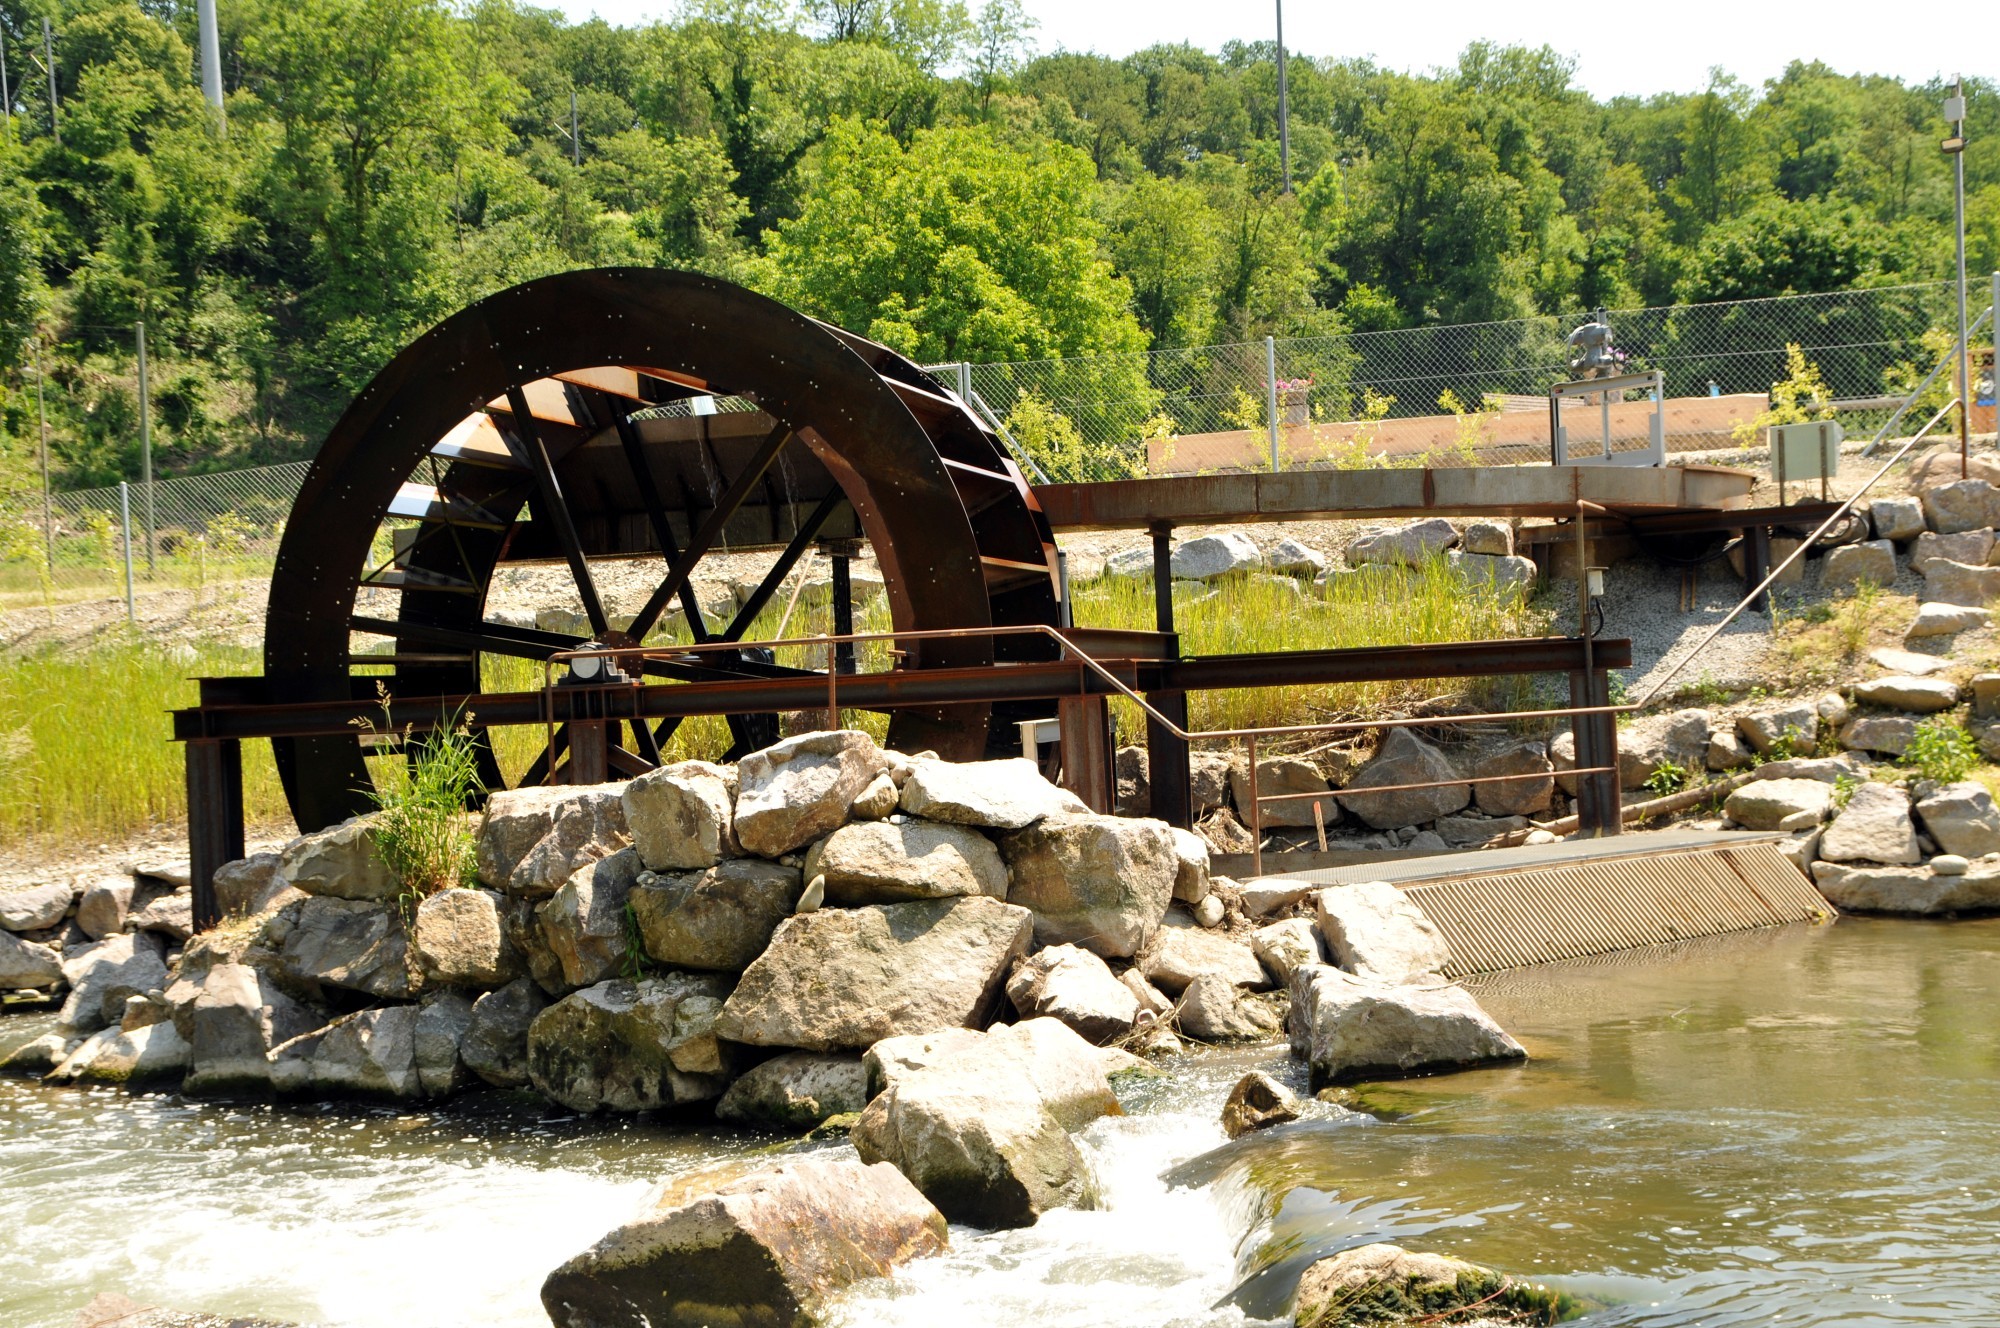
[4,916,1997,1328]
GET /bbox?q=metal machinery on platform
[172,269,1633,929]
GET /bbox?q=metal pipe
[2,30,12,145]
[197,0,224,130]
[34,336,51,573]
[1265,335,1280,472]
[1274,0,1290,194]
[1950,77,1969,473]
[136,319,153,575]
[118,481,135,625]
[41,17,57,144]
[1247,732,1262,876]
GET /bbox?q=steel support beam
[1146,520,1192,828]
[185,739,244,932]
[1058,693,1114,812]
[1569,669,1621,837]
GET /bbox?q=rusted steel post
[568,717,609,784]
[1570,669,1621,837]
[1146,520,1192,827]
[1058,693,1114,812]
[830,548,855,674]
[1743,524,1771,614]
[1247,732,1263,876]
[185,738,243,932]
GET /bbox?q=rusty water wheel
[265,268,1062,834]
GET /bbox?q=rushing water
[4,917,1999,1327]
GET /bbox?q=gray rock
[715,1052,870,1129]
[1619,708,1713,789]
[898,755,1085,829]
[1870,495,1927,542]
[1922,478,1998,534]
[1121,969,1173,1020]
[1909,601,1992,637]
[1869,646,1952,676]
[734,730,889,858]
[1171,531,1263,579]
[129,891,194,942]
[851,771,900,819]
[1265,536,1327,576]
[1346,517,1458,568]
[1853,675,1960,712]
[413,887,520,988]
[1820,539,1898,589]
[461,978,548,1088]
[58,932,169,1036]
[1460,520,1512,556]
[1193,893,1227,927]
[1911,528,1996,571]
[1724,778,1834,831]
[508,788,632,897]
[0,882,74,933]
[1738,704,1818,756]
[1752,755,1859,783]
[1190,752,1234,813]
[1338,729,1469,829]
[1471,741,1553,816]
[853,1019,1116,1226]
[713,895,1033,1051]
[47,1020,188,1086]
[1818,692,1852,726]
[312,1005,422,1100]
[1294,1245,1529,1328]
[1922,559,2000,608]
[75,877,135,940]
[1114,744,1150,817]
[280,817,399,902]
[803,820,1006,904]
[1252,917,1324,985]
[1812,861,2000,914]
[1915,781,2000,857]
[277,897,417,1000]
[1220,1070,1302,1138]
[1237,879,1318,918]
[212,853,299,918]
[1006,943,1140,1043]
[1227,756,1338,828]
[1103,545,1153,578]
[476,785,616,888]
[1140,921,1268,994]
[1448,550,1537,593]
[538,849,644,990]
[621,760,736,871]
[1177,971,1282,1042]
[1931,854,1970,875]
[1287,964,1524,1086]
[181,962,324,1094]
[539,1156,947,1328]
[1001,813,1178,958]
[630,857,802,972]
[1314,881,1450,984]
[1819,782,1920,864]
[1,1032,74,1077]
[0,930,63,990]
[1979,673,2000,720]
[1168,826,1212,903]
[1434,813,1527,847]
[415,990,475,1098]
[1841,715,1919,755]
[528,973,735,1112]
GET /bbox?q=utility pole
[137,320,155,575]
[2,29,13,146]
[40,17,57,145]
[1275,0,1291,193]
[570,88,580,166]
[197,0,225,133]
[1944,77,1969,474]
[33,336,52,574]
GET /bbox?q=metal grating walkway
[1260,831,1834,978]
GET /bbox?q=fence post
[33,335,52,574]
[955,361,971,404]
[119,481,135,625]
[137,319,154,576]
[1264,335,1280,472]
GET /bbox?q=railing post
[118,481,135,626]
[1247,732,1263,876]
[185,737,243,932]
[1264,335,1280,472]
[1145,521,1191,827]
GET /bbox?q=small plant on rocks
[1901,718,1979,785]
[356,688,482,919]
[1644,760,1691,797]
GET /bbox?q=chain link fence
[935,281,1976,479]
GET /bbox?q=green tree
[1106,174,1218,346]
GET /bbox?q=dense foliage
[0,0,1991,494]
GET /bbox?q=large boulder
[1812,861,2000,914]
[181,962,325,1094]
[1288,965,1524,1087]
[477,785,624,888]
[733,730,889,858]
[1840,715,1919,756]
[715,1052,870,1129]
[629,858,803,972]
[0,931,63,990]
[1870,495,1927,542]
[58,932,170,1036]
[1139,922,1268,994]
[75,877,135,940]
[802,820,1007,904]
[1168,827,1212,904]
[1338,729,1469,829]
[853,1019,1118,1227]
[1911,528,1996,571]
[1292,1244,1572,1328]
[416,989,476,1097]
[1220,1071,1302,1138]
[412,887,520,988]
[527,973,734,1112]
[538,849,644,991]
[539,1156,947,1328]
[621,760,736,871]
[1266,536,1327,576]
[1251,917,1324,985]
[1737,704,1817,756]
[1921,478,1998,534]
[1818,782,1920,864]
[713,896,1032,1051]
[1346,518,1458,568]
[1176,972,1282,1042]
[0,882,74,932]
[1471,741,1554,816]
[1922,559,2000,608]
[1724,778,1834,831]
[276,897,419,1000]
[898,756,1086,829]
[1000,813,1178,958]
[1171,531,1263,579]
[1853,676,1960,712]
[1909,601,1991,638]
[1005,943,1140,1044]
[213,853,299,919]
[508,789,633,897]
[1915,781,2000,857]
[47,1019,191,1087]
[1314,882,1449,984]
[1619,708,1712,789]
[311,1005,422,1100]
[1227,757,1338,829]
[1820,539,1898,589]
[1190,752,1234,814]
[129,891,194,942]
[279,817,400,902]
[461,978,548,1088]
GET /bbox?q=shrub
[359,693,483,912]
[1644,760,1692,797]
[1901,717,1979,784]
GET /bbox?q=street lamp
[1275,1,1291,194]
[1944,77,1969,473]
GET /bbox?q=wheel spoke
[718,490,845,643]
[628,422,793,642]
[616,414,713,642]
[504,384,610,638]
